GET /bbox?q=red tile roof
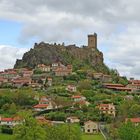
[48,77,52,80]
[106,86,132,91]
[129,84,140,86]
[129,80,140,84]
[12,78,31,84]
[1,116,22,122]
[72,95,82,98]
[0,77,7,82]
[103,83,124,87]
[33,104,48,108]
[126,118,140,123]
[1,118,13,122]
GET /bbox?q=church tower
[88,33,97,50]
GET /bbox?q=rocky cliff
[14,42,109,73]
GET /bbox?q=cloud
[0,0,126,43]
[0,45,28,71]
[0,0,140,78]
[104,25,140,78]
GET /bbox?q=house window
[87,129,90,133]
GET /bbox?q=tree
[117,100,136,120]
[46,112,67,121]
[129,104,140,117]
[45,124,81,140]
[8,103,17,114]
[78,80,92,91]
[118,121,140,140]
[13,111,46,140]
[13,111,81,140]
[118,122,136,140]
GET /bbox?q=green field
[0,133,13,140]
[82,134,104,140]
[0,133,104,140]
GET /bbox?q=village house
[31,74,44,84]
[21,70,33,77]
[66,85,77,92]
[33,104,52,112]
[0,116,22,126]
[18,68,29,72]
[102,75,112,83]
[127,79,140,92]
[51,62,60,71]
[84,120,99,134]
[71,95,90,106]
[51,121,65,125]
[1,69,18,80]
[40,77,46,85]
[30,83,42,89]
[129,80,140,84]
[124,95,134,101]
[99,103,116,117]
[125,118,140,126]
[126,80,140,92]
[72,95,86,102]
[54,65,72,76]
[52,62,59,67]
[39,96,49,104]
[47,77,52,86]
[35,116,52,125]
[37,64,51,72]
[0,77,8,85]
[93,73,103,80]
[103,83,132,92]
[127,84,140,92]
[66,116,80,123]
[93,73,112,83]
[33,96,57,111]
[11,77,32,88]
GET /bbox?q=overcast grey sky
[0,0,140,78]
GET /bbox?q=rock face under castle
[14,33,108,73]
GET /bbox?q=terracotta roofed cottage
[99,103,116,117]
[125,118,140,126]
[84,120,99,134]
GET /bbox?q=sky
[0,0,140,79]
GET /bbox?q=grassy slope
[0,134,13,140]
[0,133,104,140]
[82,134,104,140]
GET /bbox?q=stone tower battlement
[88,33,97,50]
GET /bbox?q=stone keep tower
[88,33,97,50]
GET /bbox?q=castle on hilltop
[87,33,97,50]
[14,32,104,70]
[34,33,98,51]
